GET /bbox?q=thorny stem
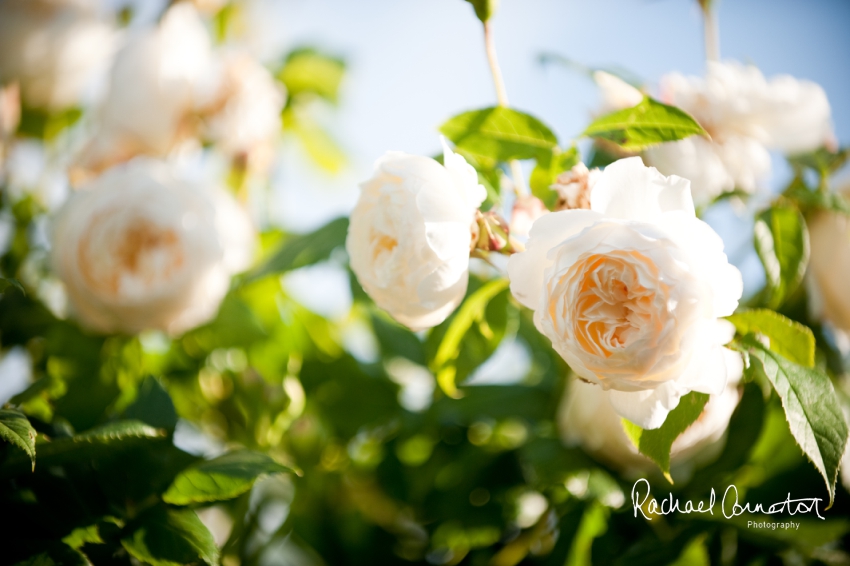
[483,20,529,196]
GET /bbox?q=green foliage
[0,409,36,470]
[581,96,707,151]
[742,335,848,507]
[753,205,810,309]
[121,507,218,566]
[622,391,710,481]
[440,106,558,164]
[429,278,511,398]
[529,146,579,208]
[244,216,349,282]
[279,48,346,104]
[727,309,815,367]
[163,449,294,505]
[0,276,25,295]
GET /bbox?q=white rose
[0,0,116,110]
[559,374,742,475]
[645,61,833,205]
[347,141,487,331]
[508,157,743,429]
[79,3,217,170]
[593,71,643,115]
[807,184,850,332]
[51,158,255,335]
[203,53,285,162]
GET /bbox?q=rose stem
[483,19,529,197]
[701,1,720,62]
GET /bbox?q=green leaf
[124,376,178,432]
[244,217,349,283]
[163,449,294,505]
[754,205,809,309]
[581,96,707,151]
[566,501,608,566]
[787,147,849,178]
[529,146,579,208]
[121,507,218,566]
[62,524,103,549]
[287,109,347,173]
[279,48,346,103]
[742,335,848,508]
[0,420,165,478]
[439,107,558,163]
[621,391,710,481]
[464,0,499,22]
[785,183,850,215]
[727,309,815,367]
[430,278,511,398]
[0,409,36,471]
[0,277,25,295]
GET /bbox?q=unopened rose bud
[510,195,548,238]
[551,163,599,211]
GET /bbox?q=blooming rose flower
[347,141,486,331]
[508,157,743,429]
[644,61,833,205]
[559,373,741,475]
[551,163,600,211]
[807,183,850,332]
[0,0,116,110]
[52,159,255,335]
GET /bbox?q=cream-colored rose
[508,157,743,429]
[346,140,486,331]
[0,0,116,110]
[807,184,850,332]
[79,2,216,170]
[51,159,255,335]
[645,61,833,205]
[551,163,600,211]
[559,374,741,475]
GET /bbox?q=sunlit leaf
[121,507,218,566]
[440,107,558,163]
[622,391,710,481]
[0,409,36,471]
[753,205,809,309]
[743,336,848,508]
[582,97,707,151]
[529,146,579,208]
[727,309,815,367]
[279,48,346,103]
[163,449,294,505]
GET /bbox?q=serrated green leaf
[743,335,848,508]
[440,106,558,164]
[430,278,510,399]
[727,309,815,367]
[0,420,164,478]
[0,409,36,470]
[163,449,294,505]
[754,205,809,309]
[464,0,498,22]
[622,391,710,481]
[529,146,579,208]
[279,48,345,103]
[121,507,218,566]
[582,96,707,151]
[243,217,348,283]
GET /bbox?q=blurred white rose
[807,184,850,332]
[52,158,255,335]
[347,140,486,331]
[0,0,116,110]
[593,71,643,115]
[508,157,743,429]
[79,2,216,171]
[645,61,833,205]
[559,375,741,475]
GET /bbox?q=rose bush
[508,157,743,428]
[51,158,254,335]
[347,140,486,330]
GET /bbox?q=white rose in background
[807,183,850,333]
[559,375,741,475]
[347,141,487,331]
[52,159,255,335]
[0,0,116,110]
[593,71,643,116]
[644,61,833,205]
[508,157,743,429]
